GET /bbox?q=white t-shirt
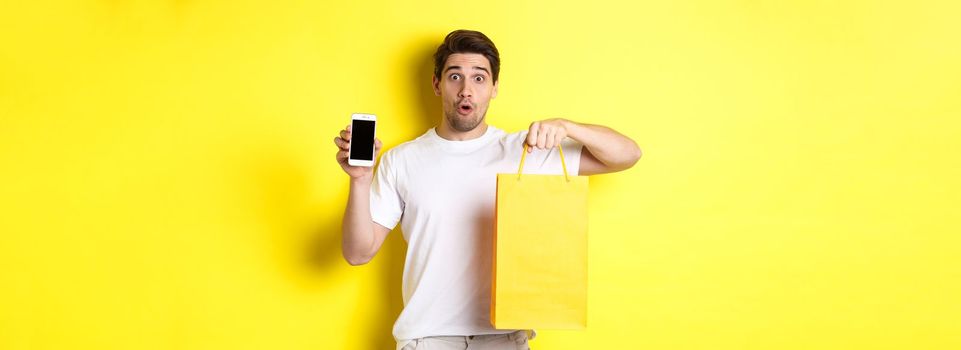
[369,125,582,349]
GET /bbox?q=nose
[458,82,473,98]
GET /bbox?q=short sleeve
[369,150,404,230]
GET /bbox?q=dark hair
[433,30,500,82]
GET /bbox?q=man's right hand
[334,124,383,180]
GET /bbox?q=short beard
[444,108,485,132]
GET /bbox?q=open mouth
[457,102,474,115]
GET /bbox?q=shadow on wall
[251,35,443,350]
[368,35,445,350]
[247,147,347,288]
[412,38,444,131]
[245,131,402,348]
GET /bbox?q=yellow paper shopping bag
[492,144,589,329]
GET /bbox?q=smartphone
[347,113,377,167]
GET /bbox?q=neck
[436,121,489,141]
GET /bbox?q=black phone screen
[349,119,375,161]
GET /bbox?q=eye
[474,75,485,83]
[449,73,461,81]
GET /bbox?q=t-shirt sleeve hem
[371,213,399,231]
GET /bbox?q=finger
[526,122,540,148]
[556,127,568,147]
[340,129,351,141]
[545,128,557,149]
[536,127,548,149]
[374,138,383,150]
[334,137,350,151]
[554,133,565,150]
[336,150,348,161]
[346,125,351,132]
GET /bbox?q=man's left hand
[526,118,571,152]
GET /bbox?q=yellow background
[1,1,959,349]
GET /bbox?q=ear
[432,76,441,96]
[492,80,499,99]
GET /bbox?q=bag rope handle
[517,143,571,182]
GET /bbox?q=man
[333,30,641,350]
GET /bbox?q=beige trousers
[400,330,535,350]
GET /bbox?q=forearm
[342,176,376,264]
[564,120,642,169]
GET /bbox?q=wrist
[350,174,373,186]
[561,119,580,140]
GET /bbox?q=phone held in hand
[347,113,377,167]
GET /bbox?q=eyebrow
[443,65,491,75]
